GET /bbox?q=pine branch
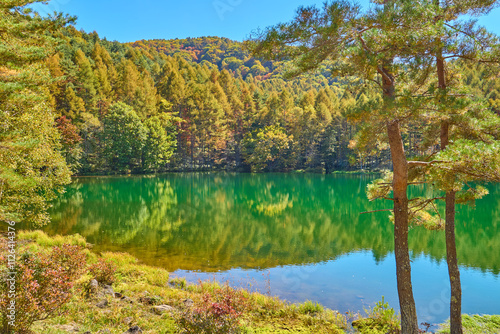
[444,23,479,43]
[430,201,442,222]
[439,165,500,182]
[410,197,445,214]
[408,160,450,167]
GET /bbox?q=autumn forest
[48,29,500,175]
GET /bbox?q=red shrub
[0,244,87,333]
[88,258,116,285]
[177,285,247,334]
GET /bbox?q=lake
[45,173,500,326]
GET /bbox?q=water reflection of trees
[45,174,500,274]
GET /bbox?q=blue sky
[33,0,500,43]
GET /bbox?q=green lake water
[45,173,500,325]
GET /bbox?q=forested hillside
[129,37,340,84]
[46,29,500,175]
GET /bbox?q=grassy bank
[5,231,500,333]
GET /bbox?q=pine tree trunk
[380,59,419,333]
[442,149,463,334]
[438,54,463,334]
[445,190,462,334]
[387,120,419,334]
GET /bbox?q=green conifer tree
[0,0,74,225]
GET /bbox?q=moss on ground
[438,314,500,334]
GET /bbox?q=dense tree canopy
[0,0,74,225]
[41,27,377,174]
[33,24,498,177]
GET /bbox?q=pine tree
[116,58,140,108]
[92,45,114,109]
[74,49,97,111]
[102,102,147,172]
[394,2,500,331]
[63,85,86,118]
[143,115,177,172]
[134,71,158,119]
[0,0,74,225]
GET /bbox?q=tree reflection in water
[45,174,500,276]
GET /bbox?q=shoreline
[70,170,383,178]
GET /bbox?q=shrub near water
[0,243,87,333]
[178,284,248,334]
[89,258,117,285]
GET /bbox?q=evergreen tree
[143,115,177,172]
[242,125,293,172]
[0,0,74,225]
[102,102,146,172]
[79,112,103,174]
[393,2,500,331]
[74,49,97,110]
[116,58,140,109]
[62,85,86,118]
